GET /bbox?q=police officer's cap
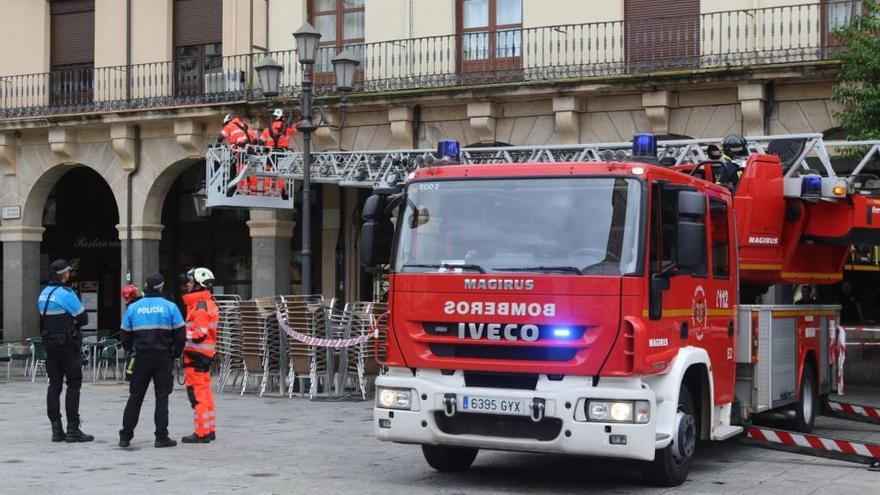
[50,259,71,275]
[145,272,165,291]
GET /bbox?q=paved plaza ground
[1,375,879,494]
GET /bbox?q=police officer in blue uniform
[38,259,93,443]
[118,272,186,448]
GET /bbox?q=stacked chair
[276,295,329,399]
[338,302,387,399]
[238,298,284,397]
[213,294,244,393]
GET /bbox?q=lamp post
[256,22,359,296]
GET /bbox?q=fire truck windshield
[393,177,643,276]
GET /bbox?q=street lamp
[255,21,360,296]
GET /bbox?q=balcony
[0,1,857,120]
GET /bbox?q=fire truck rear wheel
[791,362,817,433]
[643,384,696,487]
[421,444,478,472]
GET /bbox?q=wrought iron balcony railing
[0,1,859,120]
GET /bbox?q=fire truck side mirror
[361,194,393,272]
[676,191,708,275]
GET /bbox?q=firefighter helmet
[272,108,284,120]
[223,113,234,124]
[121,284,140,303]
[722,133,748,158]
[186,267,216,288]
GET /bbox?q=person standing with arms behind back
[118,273,185,448]
[38,259,93,443]
[181,267,219,444]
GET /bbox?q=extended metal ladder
[205,134,880,209]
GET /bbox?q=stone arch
[21,157,124,228]
[140,157,202,225]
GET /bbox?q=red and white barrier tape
[827,400,880,421]
[746,426,880,460]
[275,310,387,348]
[838,326,880,334]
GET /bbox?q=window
[650,184,677,274]
[394,178,643,276]
[650,186,707,276]
[50,0,95,106]
[625,0,699,71]
[457,0,522,75]
[826,0,861,32]
[309,0,365,76]
[173,0,223,96]
[709,198,730,279]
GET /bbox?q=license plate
[460,395,527,416]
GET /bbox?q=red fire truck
[359,135,880,485]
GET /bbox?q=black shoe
[51,420,66,442]
[208,431,216,441]
[65,422,95,443]
[181,433,211,444]
[154,437,177,448]
[119,438,131,448]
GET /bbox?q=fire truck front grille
[429,344,577,362]
[464,372,539,390]
[434,412,562,441]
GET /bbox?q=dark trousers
[45,343,83,424]
[120,352,173,439]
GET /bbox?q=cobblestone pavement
[1,377,879,494]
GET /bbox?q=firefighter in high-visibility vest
[181,267,219,444]
[260,108,296,149]
[217,114,259,196]
[253,108,294,198]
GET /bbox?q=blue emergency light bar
[801,175,822,198]
[632,134,657,159]
[437,139,461,164]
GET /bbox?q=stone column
[118,224,163,288]
[1,226,45,341]
[248,209,295,298]
[738,83,767,137]
[321,187,341,300]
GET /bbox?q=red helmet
[122,284,140,303]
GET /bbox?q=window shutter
[50,0,95,66]
[174,0,223,47]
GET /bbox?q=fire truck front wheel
[642,385,695,487]
[421,444,479,472]
[791,363,817,433]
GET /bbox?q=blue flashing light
[632,133,657,159]
[437,139,461,164]
[802,175,822,198]
[552,327,572,338]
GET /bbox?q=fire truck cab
[360,135,858,486]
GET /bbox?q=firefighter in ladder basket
[255,108,294,200]
[217,113,259,197]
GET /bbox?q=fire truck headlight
[377,387,413,410]
[586,400,650,423]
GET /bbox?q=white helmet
[223,113,234,124]
[186,267,216,288]
[272,108,284,120]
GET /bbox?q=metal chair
[238,297,284,397]
[27,337,47,383]
[277,295,328,399]
[338,302,387,399]
[214,294,244,392]
[97,339,123,381]
[7,342,31,379]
